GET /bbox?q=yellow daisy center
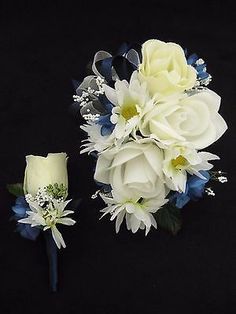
[171,155,188,168]
[121,103,138,120]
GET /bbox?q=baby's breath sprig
[205,187,215,196]
[209,170,228,183]
[46,183,68,201]
[73,76,105,107]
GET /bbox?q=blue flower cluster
[11,196,40,240]
[170,171,210,208]
[187,53,211,83]
[96,95,115,136]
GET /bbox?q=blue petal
[96,112,115,136]
[97,114,111,125]
[101,125,113,136]
[187,53,198,65]
[175,194,191,208]
[16,224,41,241]
[99,95,113,113]
[198,72,209,80]
[169,171,210,208]
[12,204,27,216]
[195,64,206,72]
[187,171,210,200]
[15,196,28,206]
[12,196,29,217]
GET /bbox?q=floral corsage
[73,39,228,235]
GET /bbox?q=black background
[0,1,235,313]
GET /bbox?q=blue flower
[96,95,115,136]
[11,196,40,241]
[186,53,211,84]
[16,223,40,241]
[12,196,29,218]
[170,171,210,209]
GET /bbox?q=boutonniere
[8,153,78,292]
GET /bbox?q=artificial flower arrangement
[7,153,77,291]
[73,39,228,235]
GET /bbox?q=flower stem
[44,230,58,292]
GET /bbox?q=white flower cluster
[19,187,75,249]
[79,39,228,235]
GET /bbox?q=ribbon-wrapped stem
[44,231,58,292]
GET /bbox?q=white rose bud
[23,153,68,197]
[139,39,197,97]
[94,142,167,200]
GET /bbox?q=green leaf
[7,183,24,197]
[155,203,182,235]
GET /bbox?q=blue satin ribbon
[100,57,113,82]
[96,44,139,84]
[45,231,58,292]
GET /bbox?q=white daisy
[103,71,154,141]
[19,199,76,249]
[100,190,168,236]
[163,143,219,192]
[80,122,116,154]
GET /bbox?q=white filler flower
[19,198,75,249]
[103,71,154,141]
[100,190,168,235]
[80,122,115,154]
[163,144,219,192]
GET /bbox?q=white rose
[140,89,227,149]
[139,39,197,97]
[23,153,68,196]
[94,142,167,200]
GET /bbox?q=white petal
[125,213,131,230]
[115,210,126,233]
[114,117,126,139]
[111,147,142,168]
[213,113,228,142]
[130,214,141,233]
[198,152,220,161]
[61,210,75,217]
[125,203,136,213]
[51,226,66,249]
[18,217,33,224]
[110,205,125,221]
[103,84,118,106]
[58,218,76,226]
[143,145,163,177]
[150,214,157,229]
[94,154,111,184]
